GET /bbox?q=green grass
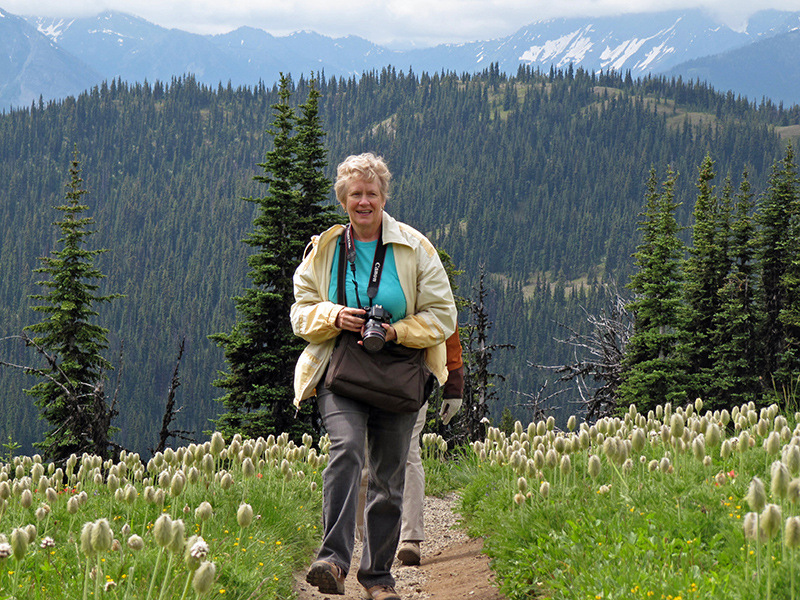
[453,404,800,600]
[7,401,800,600]
[0,435,324,599]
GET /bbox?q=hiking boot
[396,540,421,566]
[306,560,346,595]
[363,584,401,600]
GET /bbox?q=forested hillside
[1,67,797,455]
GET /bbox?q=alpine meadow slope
[0,66,797,455]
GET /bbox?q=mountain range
[1,7,799,111]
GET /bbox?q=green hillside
[0,67,797,455]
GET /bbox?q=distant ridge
[0,7,797,108]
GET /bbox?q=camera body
[362,304,393,353]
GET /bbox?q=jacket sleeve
[393,244,457,349]
[291,239,344,345]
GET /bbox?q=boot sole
[396,547,421,566]
[306,561,345,594]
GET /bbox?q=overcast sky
[4,0,800,49]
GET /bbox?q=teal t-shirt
[329,238,407,323]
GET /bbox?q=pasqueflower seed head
[760,503,782,540]
[153,514,173,548]
[10,528,28,561]
[237,503,254,528]
[192,561,217,595]
[588,455,601,480]
[91,518,113,553]
[785,516,800,549]
[80,522,95,558]
[746,477,767,512]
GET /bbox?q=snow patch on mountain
[87,27,144,44]
[35,19,73,43]
[519,26,594,66]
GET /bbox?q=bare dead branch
[151,338,195,454]
[532,284,633,421]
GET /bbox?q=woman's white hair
[334,152,391,205]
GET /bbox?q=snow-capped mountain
[0,8,100,110]
[2,7,800,110]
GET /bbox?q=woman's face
[342,177,385,240]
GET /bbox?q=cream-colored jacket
[291,211,457,407]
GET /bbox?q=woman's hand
[335,307,366,333]
[381,323,397,343]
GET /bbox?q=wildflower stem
[179,571,193,600]
[123,566,136,600]
[767,537,773,600]
[82,556,92,600]
[145,547,165,600]
[157,552,176,600]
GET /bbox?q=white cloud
[3,0,799,48]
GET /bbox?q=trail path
[293,493,506,600]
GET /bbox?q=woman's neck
[351,223,381,242]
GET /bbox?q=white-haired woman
[291,153,456,600]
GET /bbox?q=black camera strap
[339,224,387,309]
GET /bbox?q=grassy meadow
[0,432,325,599]
[456,400,800,600]
[4,397,800,599]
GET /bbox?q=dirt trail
[293,494,506,600]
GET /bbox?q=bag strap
[337,230,347,306]
[342,224,387,309]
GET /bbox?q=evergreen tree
[682,154,727,404]
[24,147,122,460]
[711,171,761,406]
[618,167,688,414]
[210,75,338,439]
[756,144,800,395]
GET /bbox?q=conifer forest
[1,66,799,455]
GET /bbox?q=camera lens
[361,305,391,353]
[362,331,385,353]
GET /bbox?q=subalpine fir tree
[24,148,122,461]
[711,171,762,406]
[618,167,688,414]
[210,76,338,439]
[756,144,800,395]
[682,154,729,405]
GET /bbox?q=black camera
[362,305,393,353]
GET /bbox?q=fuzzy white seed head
[169,519,186,554]
[670,413,685,439]
[80,522,95,558]
[760,503,782,540]
[786,516,800,549]
[560,455,572,477]
[153,514,173,548]
[195,501,213,522]
[91,518,113,553]
[588,455,601,480]
[746,477,767,512]
[192,561,217,595]
[237,503,254,528]
[743,512,759,541]
[10,527,28,561]
[786,445,800,476]
[771,461,790,500]
[539,481,550,499]
[765,431,781,456]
